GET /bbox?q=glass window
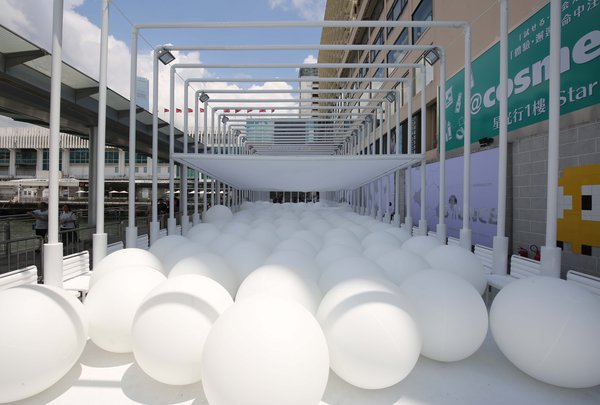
[69,148,89,164]
[386,0,408,37]
[367,0,385,20]
[412,0,433,44]
[0,149,9,164]
[124,152,148,164]
[42,149,62,171]
[386,28,408,76]
[115,167,119,173]
[414,56,435,94]
[372,68,385,90]
[105,150,119,164]
[370,29,384,62]
[16,149,36,165]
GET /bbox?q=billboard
[445,2,600,151]
[410,148,499,247]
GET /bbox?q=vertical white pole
[167,67,177,234]
[437,48,448,243]
[493,0,510,274]
[44,0,64,286]
[405,81,413,231]
[541,0,562,277]
[181,83,190,235]
[93,0,109,265]
[393,89,401,226]
[149,50,160,245]
[126,28,138,248]
[419,65,427,235]
[459,26,473,250]
[203,101,208,217]
[192,93,200,225]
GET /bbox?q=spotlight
[221,116,229,124]
[157,49,176,65]
[385,91,396,103]
[478,137,494,147]
[199,92,210,103]
[365,115,373,124]
[424,49,439,64]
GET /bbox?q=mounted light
[199,92,210,103]
[157,48,176,65]
[221,116,229,124]
[365,115,373,124]
[385,91,396,103]
[424,49,439,64]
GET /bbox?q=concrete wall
[511,119,600,277]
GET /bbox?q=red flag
[271,109,275,112]
[163,108,169,112]
[199,108,205,113]
[235,109,241,113]
[247,109,253,113]
[187,108,193,113]
[223,109,231,113]
[259,109,267,113]
[176,108,182,113]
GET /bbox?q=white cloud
[303,54,318,64]
[269,0,326,20]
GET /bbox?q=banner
[445,2,600,151]
[410,148,499,246]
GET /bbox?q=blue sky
[0,0,326,127]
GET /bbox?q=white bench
[447,236,460,246]
[62,250,91,300]
[0,265,38,291]
[106,241,124,255]
[474,244,493,274]
[486,254,541,291]
[567,270,600,296]
[158,228,167,239]
[136,234,149,250]
[174,225,182,235]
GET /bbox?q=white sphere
[201,296,329,405]
[160,241,208,273]
[401,235,443,257]
[236,265,322,314]
[425,245,487,295]
[400,270,488,362]
[384,227,412,244]
[306,219,332,234]
[0,285,87,403]
[85,265,166,353]
[169,252,238,298]
[149,235,191,262]
[362,230,403,249]
[204,204,233,223]
[323,228,362,250]
[319,256,389,293]
[273,237,317,258]
[223,240,270,281]
[317,279,421,389]
[316,244,362,270]
[90,248,163,288]
[187,223,221,245]
[375,248,430,286]
[290,230,323,251]
[221,221,252,237]
[210,233,243,256]
[132,275,233,385]
[264,250,321,281]
[245,228,279,251]
[363,244,394,261]
[490,277,600,388]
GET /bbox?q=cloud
[303,54,318,64]
[268,0,326,20]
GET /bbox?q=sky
[0,0,326,129]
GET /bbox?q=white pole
[192,94,200,225]
[126,28,138,248]
[541,0,562,277]
[419,65,427,235]
[203,101,208,217]
[44,0,64,287]
[93,0,109,265]
[405,81,413,231]
[436,47,448,243]
[167,67,177,234]
[493,0,510,274]
[149,49,160,245]
[181,83,190,235]
[459,25,472,250]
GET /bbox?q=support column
[87,127,98,228]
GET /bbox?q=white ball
[132,275,233,385]
[210,233,243,256]
[221,221,252,237]
[204,204,233,223]
[273,238,317,258]
[149,235,191,262]
[187,223,221,244]
[169,252,238,298]
[401,235,443,257]
[0,285,87,403]
[384,227,412,244]
[400,270,488,362]
[85,265,166,353]
[160,241,207,273]
[363,244,394,261]
[90,248,164,288]
[201,296,329,405]
[319,256,389,293]
[246,227,279,251]
[290,230,323,251]
[323,228,362,250]
[490,277,600,388]
[317,279,421,389]
[316,244,362,270]
[425,245,487,295]
[264,250,321,281]
[236,265,322,314]
[362,230,403,249]
[223,240,270,282]
[375,248,430,286]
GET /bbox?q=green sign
[445,1,600,151]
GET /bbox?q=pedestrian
[28,201,48,243]
[59,204,78,247]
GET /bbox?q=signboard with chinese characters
[444,1,600,151]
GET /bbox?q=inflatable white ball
[317,279,421,389]
[384,227,412,244]
[490,277,600,388]
[273,238,317,258]
[149,235,191,263]
[169,252,238,298]
[290,230,323,251]
[204,204,233,223]
[160,241,209,273]
[85,265,166,353]
[223,240,269,282]
[375,248,430,286]
[210,233,243,256]
[264,250,321,281]
[362,230,403,249]
[363,244,394,261]
[90,248,163,287]
[0,285,87,403]
[245,227,280,251]
[201,296,329,405]
[236,265,322,314]
[186,223,221,244]
[425,245,487,295]
[132,275,233,385]
[400,270,488,362]
[401,235,443,257]
[319,256,389,293]
[316,244,362,270]
[221,221,251,237]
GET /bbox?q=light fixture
[199,92,210,103]
[365,115,373,124]
[385,91,396,103]
[478,137,494,147]
[157,48,176,65]
[424,49,439,64]
[221,116,229,124]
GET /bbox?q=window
[105,150,119,164]
[143,167,148,174]
[372,68,385,90]
[124,152,148,164]
[367,0,384,20]
[42,149,62,171]
[414,55,435,94]
[115,167,119,174]
[0,149,9,164]
[69,148,89,164]
[16,149,36,165]
[386,28,408,76]
[386,0,408,37]
[370,29,383,62]
[135,166,139,173]
[412,0,432,44]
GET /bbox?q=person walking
[28,201,48,245]
[59,204,78,248]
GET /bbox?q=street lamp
[221,116,229,124]
[157,48,176,65]
[385,91,396,103]
[199,92,210,103]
